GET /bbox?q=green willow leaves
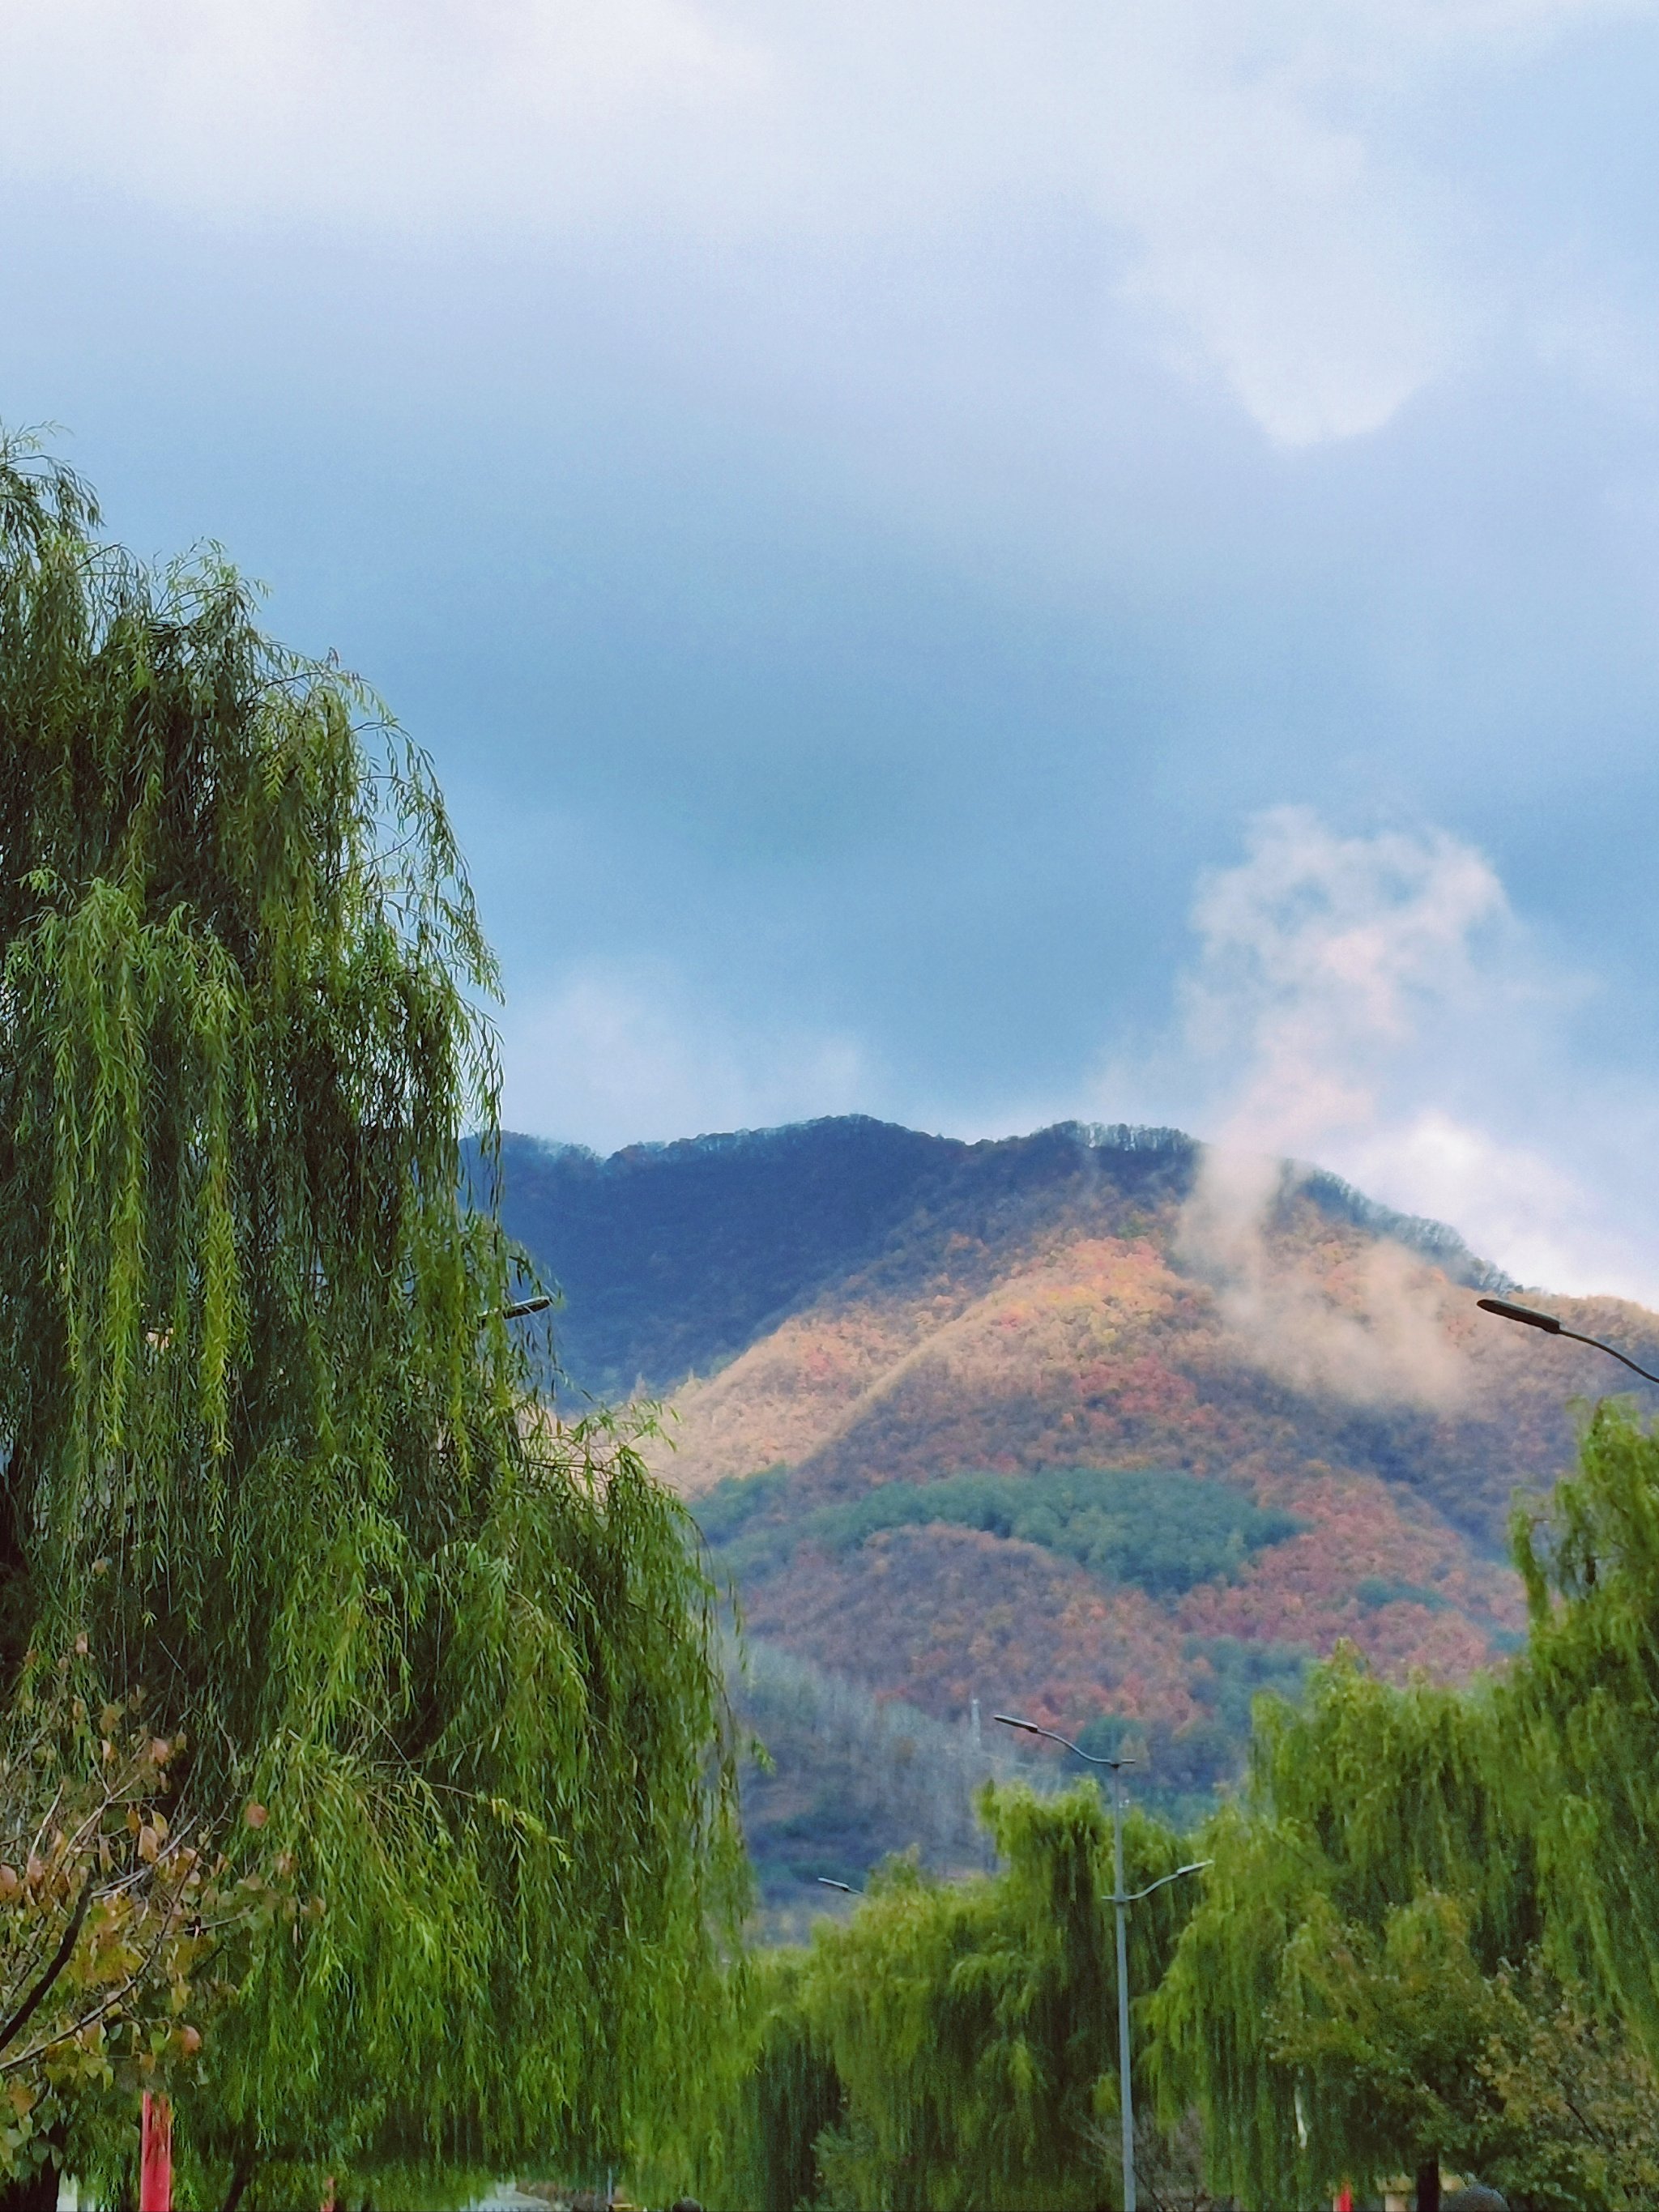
[0,433,742,2206]
[676,1784,1198,2212]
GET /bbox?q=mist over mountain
[485,1114,1659,1899]
[492,1116,1509,1401]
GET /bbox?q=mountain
[487,1116,957,1400]
[490,1116,1659,1847]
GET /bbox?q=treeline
[641,1407,1659,2210]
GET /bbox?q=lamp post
[996,1715,1209,2212]
[499,1294,554,1320]
[816,1877,859,1895]
[1475,1296,1659,1387]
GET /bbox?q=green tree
[1508,1402,1659,2052]
[1473,1963,1659,2210]
[0,434,741,2205]
[688,1784,1197,2212]
[646,1947,843,2212]
[1147,1650,1533,2208]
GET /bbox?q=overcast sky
[7,1,1659,1298]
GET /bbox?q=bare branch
[0,1877,92,2055]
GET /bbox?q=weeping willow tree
[1146,1649,1536,2209]
[1508,1403,1659,2053]
[1148,1401,1659,2211]
[639,1947,843,2212]
[684,1784,1197,2212]
[0,434,742,2205]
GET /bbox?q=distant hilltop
[476,1113,1659,1826]
[481,1114,1512,1401]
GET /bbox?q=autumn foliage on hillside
[497,1116,1658,1813]
[604,1123,1659,1781]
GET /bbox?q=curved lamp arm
[1477,1297,1659,1387]
[994,1712,1138,1771]
[1124,1860,1211,1903]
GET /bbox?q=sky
[6,0,1659,1299]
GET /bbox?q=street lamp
[500,1294,554,1321]
[996,1715,1209,2212]
[1475,1297,1659,1387]
[816,1877,859,1895]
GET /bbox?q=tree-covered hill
[491,1114,1659,1860]
[490,1116,1508,1402]
[484,1118,960,1399]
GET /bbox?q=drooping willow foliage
[676,1784,1198,2212]
[1508,1404,1659,2051]
[646,1949,843,2212]
[1146,1405,1659,2210]
[0,433,742,2201]
[1146,1654,1536,2205]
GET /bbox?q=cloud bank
[3,0,1652,443]
[10,6,1659,1319]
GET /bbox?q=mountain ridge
[488,1115,1517,1402]
[485,1111,1659,1853]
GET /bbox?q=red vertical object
[139,2091,173,2211]
[1336,2189,1354,2212]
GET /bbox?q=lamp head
[1477,1296,1562,1336]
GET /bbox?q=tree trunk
[221,2150,257,2212]
[1416,2157,1441,2212]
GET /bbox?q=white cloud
[1181,806,1512,1154]
[500,961,870,1151]
[0,0,772,229]
[1076,13,1470,442]
[1,0,1650,443]
[1341,1108,1642,1294]
[1162,805,1659,1309]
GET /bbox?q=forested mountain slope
[493,1116,1659,1814]
[489,1117,956,1399]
